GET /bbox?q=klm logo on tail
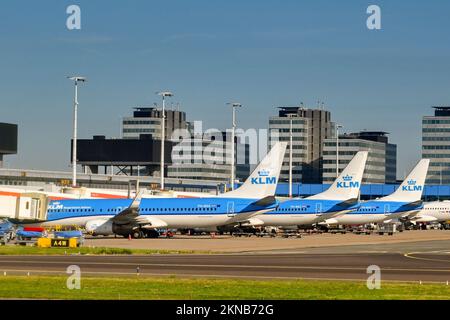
[251,169,277,185]
[336,175,360,189]
[402,179,423,192]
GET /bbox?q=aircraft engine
[85,219,113,236]
[85,219,139,237]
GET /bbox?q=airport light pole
[288,114,294,198]
[68,76,86,188]
[157,91,173,190]
[227,102,242,190]
[336,124,343,178]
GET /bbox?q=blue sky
[1,0,450,178]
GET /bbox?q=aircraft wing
[226,211,262,224]
[111,191,143,225]
[383,209,421,223]
[227,196,279,223]
[335,198,359,207]
[408,214,438,222]
[313,200,360,223]
[251,196,277,207]
[313,208,357,223]
[237,217,266,227]
[381,201,424,223]
[227,208,276,224]
[135,215,168,228]
[402,200,423,208]
[110,191,169,228]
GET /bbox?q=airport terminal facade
[1,167,450,201]
[76,104,400,186]
[76,107,251,183]
[323,131,397,184]
[422,106,450,184]
[269,106,335,184]
[6,104,450,199]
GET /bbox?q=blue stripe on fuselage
[346,200,422,215]
[47,199,133,221]
[46,197,278,222]
[266,199,359,215]
[266,199,422,216]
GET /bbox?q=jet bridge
[0,192,49,221]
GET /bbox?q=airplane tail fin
[307,151,368,201]
[222,142,287,199]
[380,159,430,203]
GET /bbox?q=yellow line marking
[404,251,450,264]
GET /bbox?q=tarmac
[83,230,450,253]
[0,230,449,282]
[0,243,449,282]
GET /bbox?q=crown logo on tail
[342,175,353,182]
[258,169,270,177]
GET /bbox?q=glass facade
[268,107,334,183]
[322,135,397,184]
[422,108,450,184]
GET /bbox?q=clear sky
[1,0,449,178]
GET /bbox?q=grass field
[0,275,449,300]
[0,245,211,255]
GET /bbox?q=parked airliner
[406,201,450,223]
[323,159,430,226]
[242,151,368,227]
[33,142,287,238]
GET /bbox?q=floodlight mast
[336,124,343,178]
[287,114,295,198]
[157,91,173,190]
[226,102,242,190]
[67,76,86,188]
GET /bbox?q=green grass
[0,275,448,299]
[0,245,211,255]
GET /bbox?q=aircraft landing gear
[123,229,159,239]
[143,229,160,238]
[131,230,144,239]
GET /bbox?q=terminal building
[74,105,250,184]
[422,106,450,184]
[1,168,448,201]
[0,123,18,168]
[122,107,189,140]
[323,131,397,184]
[268,106,335,184]
[122,106,250,183]
[274,182,447,201]
[75,134,249,184]
[0,114,449,200]
[168,132,250,183]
